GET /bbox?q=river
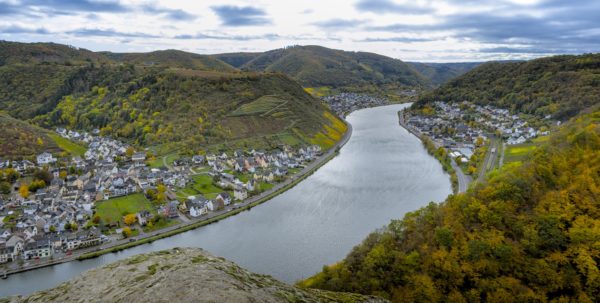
[0,104,451,296]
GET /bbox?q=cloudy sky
[1,0,599,62]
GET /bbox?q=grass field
[49,133,87,156]
[258,182,273,191]
[146,153,180,168]
[147,157,163,168]
[504,136,549,164]
[143,218,178,233]
[177,175,226,200]
[304,86,333,97]
[95,194,156,224]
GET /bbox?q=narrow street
[451,159,471,193]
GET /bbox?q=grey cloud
[141,5,196,21]
[174,33,280,41]
[355,0,433,14]
[0,25,50,34]
[67,28,159,38]
[366,0,600,54]
[358,36,433,43]
[1,1,196,21]
[312,19,367,29]
[24,0,128,13]
[211,5,271,26]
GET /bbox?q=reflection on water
[0,104,451,296]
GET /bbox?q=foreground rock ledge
[5,248,386,303]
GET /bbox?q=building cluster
[179,145,322,218]
[322,93,388,116]
[406,101,549,162]
[0,127,323,266]
[0,130,187,265]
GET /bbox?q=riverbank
[2,122,353,277]
[397,109,461,193]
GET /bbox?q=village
[0,128,323,269]
[322,93,389,117]
[404,101,551,164]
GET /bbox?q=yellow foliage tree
[19,184,29,198]
[123,213,137,225]
[122,227,133,238]
[126,146,135,158]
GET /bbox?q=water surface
[0,104,451,296]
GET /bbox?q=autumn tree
[155,184,167,203]
[0,182,10,194]
[124,213,137,225]
[92,215,101,224]
[126,146,135,157]
[19,184,29,198]
[122,227,133,238]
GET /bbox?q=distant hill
[227,45,429,92]
[0,41,108,66]
[103,49,236,72]
[0,41,346,153]
[212,52,261,68]
[6,248,387,303]
[406,62,482,86]
[417,54,600,120]
[302,110,600,302]
[0,113,62,160]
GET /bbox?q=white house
[216,192,231,206]
[37,152,56,165]
[189,205,208,217]
[234,188,247,201]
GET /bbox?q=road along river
[0,103,452,296]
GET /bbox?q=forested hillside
[302,111,600,302]
[0,113,63,159]
[33,69,345,152]
[234,45,429,92]
[417,54,600,120]
[0,41,108,65]
[213,52,261,68]
[406,62,481,86]
[0,41,346,155]
[103,49,236,71]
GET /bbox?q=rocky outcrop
[5,248,387,303]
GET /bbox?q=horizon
[1,1,599,62]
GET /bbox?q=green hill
[212,52,261,68]
[234,45,430,92]
[104,49,236,72]
[0,41,108,66]
[0,41,346,154]
[33,69,346,152]
[301,111,600,302]
[417,54,600,120]
[406,62,482,86]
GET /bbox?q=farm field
[95,193,156,224]
[49,133,87,156]
[504,136,550,165]
[177,174,230,200]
